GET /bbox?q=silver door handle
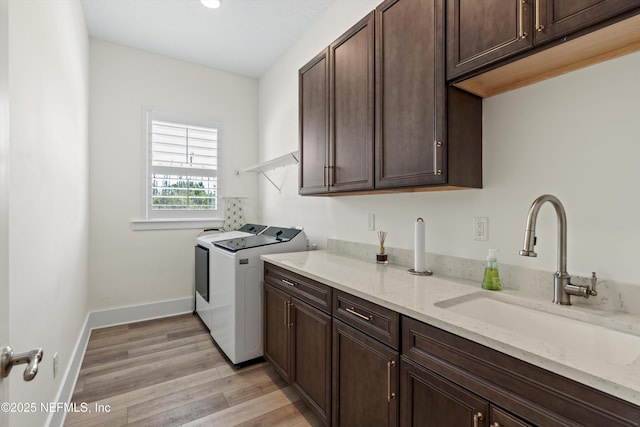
[1,346,44,381]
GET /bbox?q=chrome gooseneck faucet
[519,194,597,305]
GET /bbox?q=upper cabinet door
[376,0,446,189]
[299,49,329,195]
[534,0,640,43]
[447,0,533,80]
[329,12,375,193]
[376,0,447,188]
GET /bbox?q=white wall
[7,1,89,425]
[258,0,640,287]
[0,1,9,424]
[89,40,259,310]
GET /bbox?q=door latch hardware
[1,346,44,381]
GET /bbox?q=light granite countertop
[261,250,640,406]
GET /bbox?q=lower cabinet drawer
[264,262,332,313]
[491,406,534,427]
[333,289,399,350]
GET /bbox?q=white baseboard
[45,297,193,427]
[88,297,193,329]
[45,313,91,427]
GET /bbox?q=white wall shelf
[236,150,299,192]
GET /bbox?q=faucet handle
[588,272,598,296]
[563,272,598,299]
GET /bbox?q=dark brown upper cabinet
[448,0,640,96]
[376,0,446,189]
[329,12,375,193]
[534,0,640,44]
[299,49,329,195]
[376,0,481,191]
[299,0,482,196]
[299,13,375,196]
[446,0,534,80]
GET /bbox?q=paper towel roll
[414,218,425,272]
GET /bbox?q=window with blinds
[145,110,221,218]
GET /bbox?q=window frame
[143,108,223,221]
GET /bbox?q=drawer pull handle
[491,423,501,427]
[281,279,296,287]
[387,360,396,402]
[473,412,484,427]
[346,307,372,321]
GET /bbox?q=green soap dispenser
[482,249,502,291]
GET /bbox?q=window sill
[131,218,225,231]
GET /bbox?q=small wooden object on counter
[377,230,388,264]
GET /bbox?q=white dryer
[210,226,307,365]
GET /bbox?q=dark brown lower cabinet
[400,357,488,427]
[400,357,532,427]
[265,263,640,427]
[264,283,291,382]
[263,283,332,425]
[402,315,640,427]
[332,320,398,427]
[291,298,332,424]
[491,406,534,427]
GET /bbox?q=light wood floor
[64,313,322,427]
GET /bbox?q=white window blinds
[146,110,220,217]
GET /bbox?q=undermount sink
[435,293,640,367]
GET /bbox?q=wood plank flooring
[64,313,322,427]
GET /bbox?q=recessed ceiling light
[201,0,221,8]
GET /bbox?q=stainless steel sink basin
[435,293,640,366]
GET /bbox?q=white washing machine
[194,224,267,332]
[210,226,307,365]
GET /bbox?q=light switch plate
[367,214,375,231]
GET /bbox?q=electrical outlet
[367,214,375,231]
[53,352,59,378]
[473,217,488,241]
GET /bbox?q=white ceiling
[81,0,336,78]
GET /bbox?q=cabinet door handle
[345,307,373,321]
[519,0,528,39]
[281,279,296,287]
[323,165,328,187]
[473,412,484,427]
[283,300,288,326]
[535,0,544,31]
[387,360,396,402]
[433,141,442,175]
[288,302,294,327]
